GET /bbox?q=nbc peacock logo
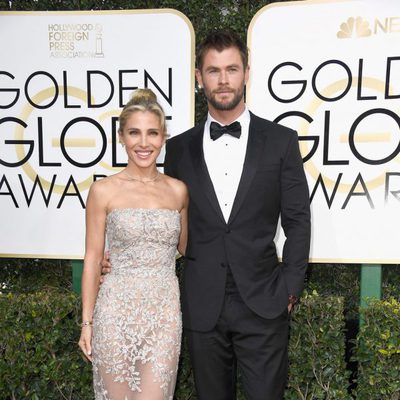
[337,17,372,39]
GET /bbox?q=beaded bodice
[106,208,180,276]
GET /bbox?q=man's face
[196,46,249,112]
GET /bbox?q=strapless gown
[92,208,182,400]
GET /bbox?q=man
[163,30,311,399]
[103,30,310,399]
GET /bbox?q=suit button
[225,228,231,233]
[220,263,226,268]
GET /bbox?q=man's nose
[219,70,228,84]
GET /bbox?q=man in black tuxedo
[163,30,311,400]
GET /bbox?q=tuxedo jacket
[164,112,311,332]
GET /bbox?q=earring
[121,143,125,148]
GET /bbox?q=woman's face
[119,110,165,169]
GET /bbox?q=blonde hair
[118,88,166,135]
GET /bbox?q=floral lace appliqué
[92,208,182,400]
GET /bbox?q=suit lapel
[189,121,226,224]
[228,113,267,225]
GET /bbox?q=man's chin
[211,100,239,111]
[208,92,243,112]
[215,105,235,111]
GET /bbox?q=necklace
[123,170,160,183]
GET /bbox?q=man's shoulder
[250,111,297,138]
[167,119,205,146]
[250,113,298,146]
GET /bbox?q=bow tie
[209,121,241,141]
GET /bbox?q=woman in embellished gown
[78,89,188,400]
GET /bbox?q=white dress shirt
[203,108,251,222]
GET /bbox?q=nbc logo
[337,17,372,38]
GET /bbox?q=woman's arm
[79,181,107,361]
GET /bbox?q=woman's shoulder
[88,173,123,198]
[162,174,188,197]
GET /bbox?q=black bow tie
[210,121,241,141]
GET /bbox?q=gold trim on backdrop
[308,258,399,264]
[285,257,399,264]
[0,253,83,260]
[0,253,398,264]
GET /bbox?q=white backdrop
[248,0,400,263]
[0,10,194,259]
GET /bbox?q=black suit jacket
[164,112,311,332]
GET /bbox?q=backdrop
[248,0,400,263]
[0,9,194,258]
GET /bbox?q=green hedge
[0,258,72,294]
[353,298,400,400]
[0,290,92,400]
[2,284,399,399]
[286,291,351,400]
[1,289,351,399]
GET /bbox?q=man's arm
[280,131,311,300]
[164,138,177,179]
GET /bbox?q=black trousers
[186,273,289,400]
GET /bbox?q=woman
[79,89,188,400]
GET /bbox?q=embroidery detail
[92,208,182,400]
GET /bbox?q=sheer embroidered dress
[92,208,182,400]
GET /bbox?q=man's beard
[204,84,245,111]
